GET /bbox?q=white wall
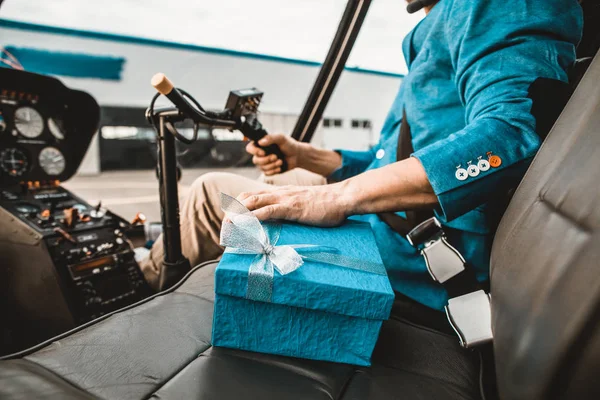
[0,26,402,171]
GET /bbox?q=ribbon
[219,193,386,302]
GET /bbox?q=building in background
[0,19,403,175]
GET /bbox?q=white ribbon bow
[219,193,386,302]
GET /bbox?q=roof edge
[0,18,404,79]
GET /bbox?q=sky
[0,0,424,74]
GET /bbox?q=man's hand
[237,158,438,226]
[246,134,343,178]
[237,184,350,227]
[246,134,302,176]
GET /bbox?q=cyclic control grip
[239,114,288,173]
[151,73,288,173]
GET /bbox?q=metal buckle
[408,217,493,348]
[445,290,493,348]
[421,237,466,283]
[408,217,465,283]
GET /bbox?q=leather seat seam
[492,197,589,282]
[139,344,215,400]
[2,261,218,360]
[390,315,458,338]
[538,194,591,232]
[335,369,361,400]
[196,349,342,393]
[11,359,100,399]
[151,347,343,400]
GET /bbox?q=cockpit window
[0,0,423,169]
[1,0,420,73]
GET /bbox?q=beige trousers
[140,168,327,290]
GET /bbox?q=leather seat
[0,261,480,400]
[2,31,600,400]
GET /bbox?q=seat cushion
[0,262,480,400]
[490,53,600,400]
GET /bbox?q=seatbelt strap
[376,110,493,347]
[407,217,493,348]
[378,109,434,236]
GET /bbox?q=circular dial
[48,118,65,140]
[39,147,66,176]
[14,107,44,138]
[0,148,29,177]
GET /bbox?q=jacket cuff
[328,149,374,182]
[412,120,539,222]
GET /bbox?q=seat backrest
[491,51,600,400]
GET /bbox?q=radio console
[0,184,152,326]
[0,69,153,354]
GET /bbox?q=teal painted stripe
[2,46,125,80]
[0,18,404,79]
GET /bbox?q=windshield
[1,0,422,73]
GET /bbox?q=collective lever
[63,207,78,229]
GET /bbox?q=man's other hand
[237,184,350,227]
[246,134,301,176]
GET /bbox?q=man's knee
[188,171,261,210]
[189,172,235,201]
[260,168,327,186]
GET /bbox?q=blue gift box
[212,220,395,366]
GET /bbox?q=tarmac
[63,167,260,223]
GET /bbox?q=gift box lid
[215,220,395,320]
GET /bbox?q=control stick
[150,73,287,171]
[148,73,287,290]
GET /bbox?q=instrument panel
[0,68,99,186]
[0,91,69,179]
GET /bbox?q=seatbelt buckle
[407,217,493,348]
[407,217,465,283]
[445,290,493,348]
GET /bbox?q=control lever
[239,114,288,172]
[63,207,79,229]
[90,202,106,219]
[54,227,76,244]
[150,73,287,171]
[38,208,52,221]
[131,212,147,226]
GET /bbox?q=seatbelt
[407,217,493,348]
[402,217,498,400]
[377,110,493,347]
[405,218,497,399]
[377,109,433,235]
[384,111,497,398]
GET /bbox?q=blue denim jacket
[329,0,583,309]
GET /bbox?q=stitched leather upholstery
[491,53,600,400]
[0,262,480,400]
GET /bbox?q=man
[141,0,582,314]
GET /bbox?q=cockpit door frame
[290,0,372,144]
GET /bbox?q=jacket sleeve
[328,148,376,182]
[411,0,582,222]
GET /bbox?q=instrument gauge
[39,147,66,176]
[0,148,29,177]
[72,203,88,213]
[14,202,41,215]
[14,106,44,138]
[48,117,65,140]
